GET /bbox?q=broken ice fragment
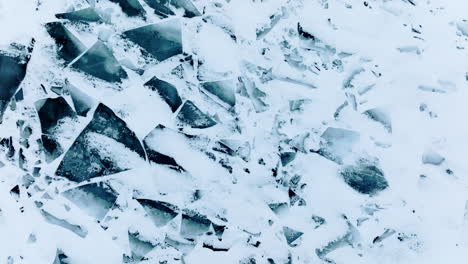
[340,159,388,195]
[422,150,445,165]
[9,185,20,201]
[164,235,196,253]
[213,139,251,161]
[212,223,226,238]
[1,137,15,159]
[144,145,185,172]
[62,181,118,220]
[268,202,288,215]
[372,228,396,244]
[136,199,179,227]
[256,8,286,39]
[109,0,146,17]
[15,88,24,102]
[312,215,326,229]
[288,133,309,153]
[200,80,236,109]
[71,41,128,82]
[318,127,360,164]
[0,44,32,122]
[52,249,69,264]
[334,101,348,119]
[45,22,86,63]
[143,126,186,172]
[65,82,95,116]
[363,108,392,133]
[41,134,63,162]
[238,76,268,113]
[35,97,76,162]
[297,23,315,40]
[280,152,296,167]
[123,19,182,61]
[213,141,236,156]
[56,103,145,182]
[316,219,359,261]
[35,97,77,134]
[180,210,211,238]
[50,86,63,95]
[23,174,35,187]
[289,99,311,112]
[142,0,174,17]
[128,231,156,261]
[55,7,102,23]
[40,209,88,238]
[202,243,229,252]
[176,100,217,129]
[171,0,201,17]
[144,76,182,112]
[289,189,306,206]
[343,68,365,89]
[283,226,303,246]
[143,0,200,18]
[83,104,145,156]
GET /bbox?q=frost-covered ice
[1,0,468,263]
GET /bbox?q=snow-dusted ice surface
[1,0,468,263]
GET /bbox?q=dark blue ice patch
[66,82,95,117]
[144,76,182,112]
[127,231,156,261]
[137,198,179,227]
[280,152,296,166]
[35,97,77,162]
[142,0,200,18]
[41,134,64,162]
[62,181,118,220]
[176,100,217,129]
[109,0,146,17]
[180,210,212,238]
[0,44,31,122]
[123,20,182,62]
[283,226,303,246]
[56,103,145,182]
[35,97,77,134]
[55,7,102,23]
[45,22,86,63]
[340,159,388,195]
[200,80,236,109]
[71,41,128,83]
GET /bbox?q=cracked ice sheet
[1,0,468,263]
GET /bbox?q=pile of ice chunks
[3,0,458,263]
